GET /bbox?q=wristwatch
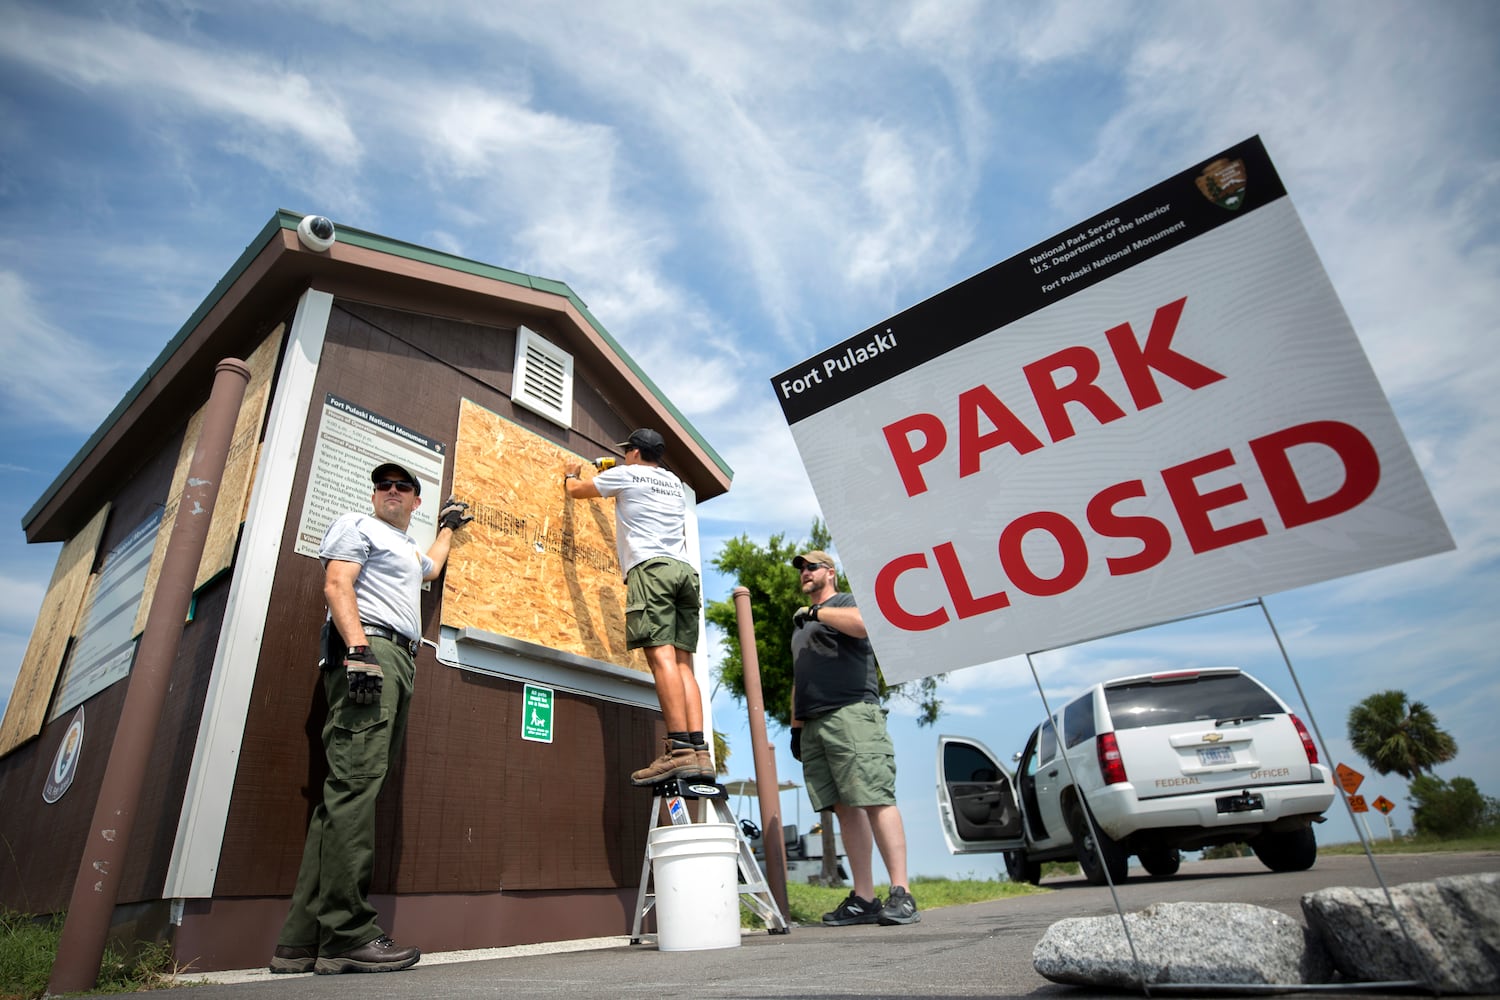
[564,472,580,481]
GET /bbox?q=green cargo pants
[276,635,414,956]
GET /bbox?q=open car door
[936,735,1027,854]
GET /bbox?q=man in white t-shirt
[564,428,710,784]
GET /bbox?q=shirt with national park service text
[591,464,689,574]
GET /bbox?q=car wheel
[1137,843,1181,878]
[1067,802,1128,886]
[1004,849,1042,885]
[1250,826,1317,872]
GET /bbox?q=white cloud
[0,271,133,431]
[0,564,48,637]
[0,5,361,166]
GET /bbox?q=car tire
[1137,843,1181,878]
[1250,825,1317,872]
[1067,802,1128,885]
[1004,849,1042,885]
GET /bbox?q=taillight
[1290,713,1319,764]
[1097,732,1128,785]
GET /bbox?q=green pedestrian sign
[522,684,554,743]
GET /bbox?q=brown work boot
[269,944,316,974]
[314,935,420,974]
[630,742,700,785]
[695,747,715,779]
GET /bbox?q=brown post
[731,585,789,922]
[49,359,251,994]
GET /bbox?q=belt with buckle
[361,622,419,656]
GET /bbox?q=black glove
[793,606,811,629]
[345,645,383,704]
[790,728,803,761]
[438,495,474,532]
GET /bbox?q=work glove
[793,606,811,629]
[345,645,383,704]
[790,728,803,761]
[438,495,474,532]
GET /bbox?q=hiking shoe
[821,891,883,926]
[269,944,315,974]
[694,747,716,779]
[630,743,700,785]
[314,936,420,974]
[878,885,920,925]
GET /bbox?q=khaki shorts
[624,557,701,651]
[801,702,896,812]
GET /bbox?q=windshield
[1103,673,1284,730]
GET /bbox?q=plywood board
[443,399,642,672]
[133,327,281,634]
[0,504,109,757]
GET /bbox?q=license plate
[1217,792,1265,814]
[1197,746,1235,765]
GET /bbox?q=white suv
[936,667,1334,885]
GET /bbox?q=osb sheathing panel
[444,398,644,673]
[0,505,109,756]
[133,326,281,634]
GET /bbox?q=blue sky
[2,2,1497,883]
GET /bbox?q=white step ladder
[629,775,790,943]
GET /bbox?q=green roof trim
[24,211,732,532]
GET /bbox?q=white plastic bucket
[647,822,742,951]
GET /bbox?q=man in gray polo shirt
[565,428,710,784]
[271,461,471,975]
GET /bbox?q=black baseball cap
[616,428,665,459]
[371,462,421,495]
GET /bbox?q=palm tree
[1346,690,1457,779]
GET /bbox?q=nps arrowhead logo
[1196,157,1248,209]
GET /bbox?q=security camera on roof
[296,215,336,252]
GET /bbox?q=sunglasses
[374,480,416,494]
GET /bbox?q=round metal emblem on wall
[42,707,85,804]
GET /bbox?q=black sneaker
[821,891,883,926]
[878,885,920,925]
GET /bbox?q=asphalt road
[176,851,1497,999]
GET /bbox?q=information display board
[295,394,447,558]
[772,137,1453,683]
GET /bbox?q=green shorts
[624,557,701,651]
[801,702,896,812]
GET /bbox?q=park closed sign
[771,137,1453,684]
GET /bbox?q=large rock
[1301,872,1500,994]
[1033,900,1332,989]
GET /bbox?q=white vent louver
[511,325,574,428]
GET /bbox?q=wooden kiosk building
[0,212,732,971]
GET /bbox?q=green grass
[741,874,1044,928]
[0,909,182,999]
[1319,826,1500,855]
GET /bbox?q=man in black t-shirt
[789,550,919,927]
